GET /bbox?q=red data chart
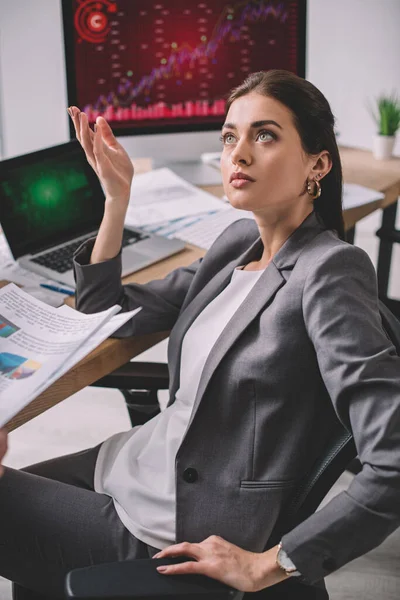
[71,0,300,128]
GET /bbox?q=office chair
[65,416,355,600]
[90,361,167,427]
[90,300,400,430]
[69,301,399,599]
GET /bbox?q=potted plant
[370,92,400,160]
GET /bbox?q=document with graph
[0,284,141,426]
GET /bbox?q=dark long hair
[226,70,345,240]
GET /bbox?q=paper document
[172,182,385,250]
[0,232,72,307]
[0,262,71,307]
[342,183,384,210]
[171,207,254,250]
[125,168,228,227]
[0,284,141,426]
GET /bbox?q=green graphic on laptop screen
[0,142,105,259]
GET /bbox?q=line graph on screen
[70,0,300,128]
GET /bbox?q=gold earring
[306,178,322,200]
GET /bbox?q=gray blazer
[74,211,400,584]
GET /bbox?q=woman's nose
[230,141,251,166]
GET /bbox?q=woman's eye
[220,133,236,145]
[257,130,275,142]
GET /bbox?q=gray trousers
[0,444,158,600]
[0,445,329,600]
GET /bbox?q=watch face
[277,548,298,573]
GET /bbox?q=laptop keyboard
[31,228,149,273]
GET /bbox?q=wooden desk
[7,147,400,431]
[7,244,203,431]
[339,148,400,306]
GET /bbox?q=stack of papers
[0,283,140,426]
[0,233,72,307]
[0,264,72,308]
[342,183,384,209]
[158,183,384,250]
[171,207,254,250]
[125,168,229,238]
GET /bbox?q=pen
[40,283,75,296]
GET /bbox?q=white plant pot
[373,135,396,160]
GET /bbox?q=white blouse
[94,266,265,549]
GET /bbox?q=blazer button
[183,468,198,483]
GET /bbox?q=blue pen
[40,283,75,296]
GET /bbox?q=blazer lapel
[167,235,263,402]
[169,211,325,420]
[184,261,285,431]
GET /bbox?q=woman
[1,70,400,600]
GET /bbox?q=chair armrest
[91,362,170,391]
[65,558,239,599]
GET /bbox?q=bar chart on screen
[67,0,302,130]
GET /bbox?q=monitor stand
[152,159,222,186]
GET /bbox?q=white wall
[307,0,400,156]
[0,0,399,158]
[0,0,68,158]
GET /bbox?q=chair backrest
[268,300,400,546]
[267,423,356,548]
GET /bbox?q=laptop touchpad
[121,249,150,272]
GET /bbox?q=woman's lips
[229,172,256,188]
[230,178,254,189]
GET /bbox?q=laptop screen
[0,141,106,259]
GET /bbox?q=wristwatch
[276,542,302,577]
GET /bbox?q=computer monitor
[62,0,306,183]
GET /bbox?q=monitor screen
[62,0,306,137]
[0,142,105,259]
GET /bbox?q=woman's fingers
[153,542,203,561]
[96,116,119,149]
[79,111,96,168]
[93,118,108,172]
[68,106,82,144]
[67,107,133,200]
[68,106,94,147]
[157,561,203,575]
[154,542,203,576]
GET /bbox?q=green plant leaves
[369,93,400,136]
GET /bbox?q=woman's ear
[309,151,332,181]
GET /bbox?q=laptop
[0,141,185,288]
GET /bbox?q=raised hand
[68,107,134,210]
